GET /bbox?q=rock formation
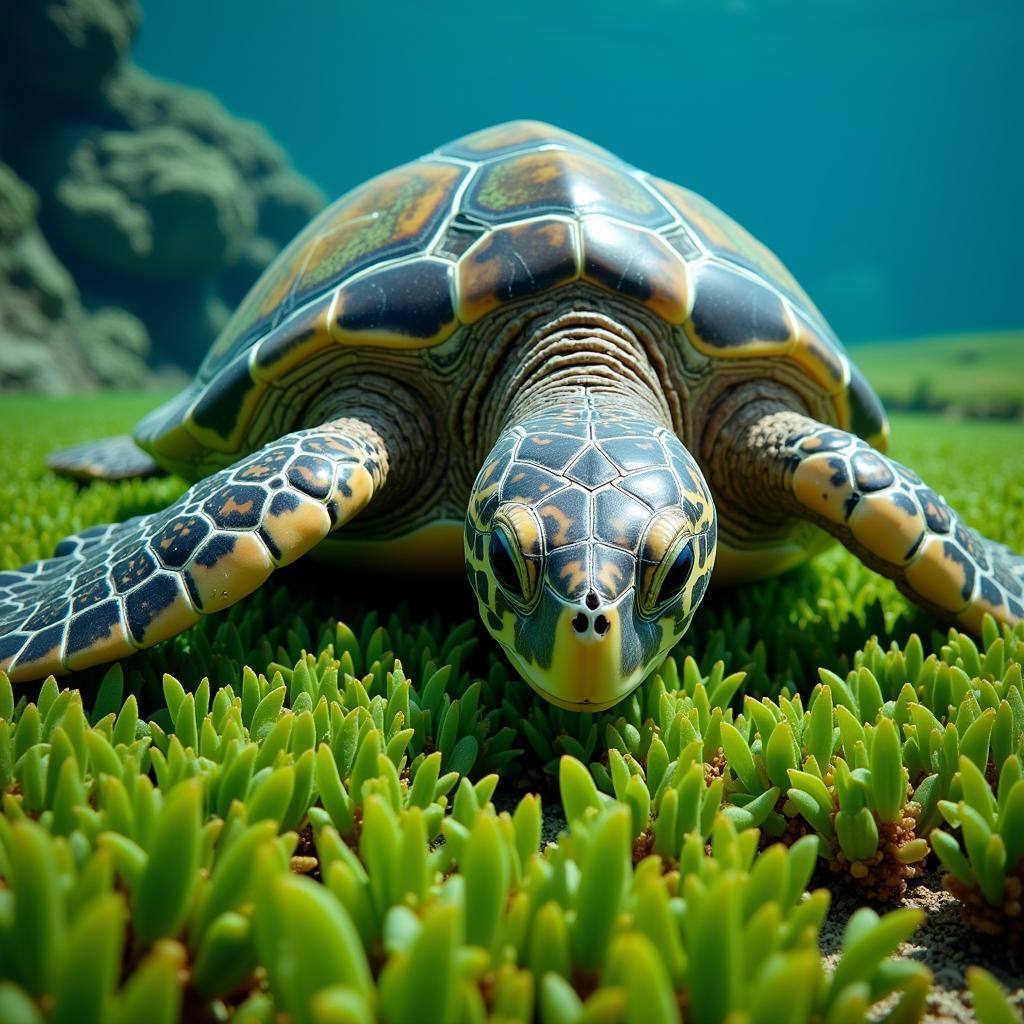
[0,0,325,392]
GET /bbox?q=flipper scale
[1,420,389,682]
[718,406,1024,633]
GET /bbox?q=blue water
[136,0,1021,344]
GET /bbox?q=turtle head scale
[464,401,718,712]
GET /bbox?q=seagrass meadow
[0,392,1023,1024]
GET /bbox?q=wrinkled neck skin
[479,307,675,449]
[465,313,718,711]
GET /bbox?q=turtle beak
[504,595,646,712]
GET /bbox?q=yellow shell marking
[654,176,816,310]
[867,422,891,454]
[251,305,335,383]
[831,389,853,435]
[186,374,271,455]
[682,266,799,361]
[145,422,204,479]
[792,320,850,396]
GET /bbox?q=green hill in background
[848,331,1024,419]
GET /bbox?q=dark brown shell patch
[335,259,456,346]
[580,218,689,324]
[456,219,579,324]
[685,262,793,353]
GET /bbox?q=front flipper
[721,408,1024,633]
[0,420,389,682]
[47,436,164,481]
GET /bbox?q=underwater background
[135,0,1022,344]
[0,0,1021,401]
[3,7,1024,1020]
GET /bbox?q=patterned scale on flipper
[777,418,1024,631]
[0,422,390,682]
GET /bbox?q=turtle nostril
[594,614,609,636]
[572,612,588,634]
[585,590,600,610]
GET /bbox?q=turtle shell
[134,120,887,476]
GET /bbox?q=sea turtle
[2,121,1021,710]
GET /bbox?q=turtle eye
[639,531,697,617]
[488,505,542,609]
[655,540,696,605]
[490,525,526,602]
[638,510,698,617]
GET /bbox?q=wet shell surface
[134,120,887,474]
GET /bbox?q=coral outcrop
[0,160,150,392]
[0,0,324,391]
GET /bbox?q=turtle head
[465,410,717,711]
